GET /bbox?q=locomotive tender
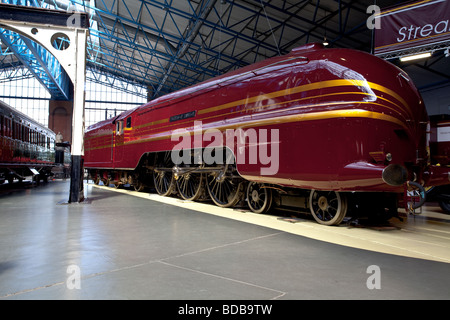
[84,43,450,225]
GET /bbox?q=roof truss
[0,0,414,100]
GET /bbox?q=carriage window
[16,122,20,139]
[126,117,132,128]
[116,120,124,135]
[7,119,11,137]
[18,124,22,141]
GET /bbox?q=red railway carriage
[84,43,450,225]
[0,100,56,184]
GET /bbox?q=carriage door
[114,120,124,165]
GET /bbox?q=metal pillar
[0,4,89,202]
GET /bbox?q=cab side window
[116,120,124,135]
[126,117,132,128]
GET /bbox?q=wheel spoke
[246,182,272,214]
[206,172,243,208]
[309,190,347,226]
[177,173,204,201]
[153,152,175,196]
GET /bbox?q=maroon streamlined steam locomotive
[84,43,450,225]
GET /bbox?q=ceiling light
[400,52,432,62]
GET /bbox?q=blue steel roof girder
[95,0,176,55]
[88,1,223,82]
[0,0,73,99]
[141,1,252,62]
[259,0,345,36]
[225,0,366,56]
[146,0,276,58]
[153,0,219,97]
[88,21,216,92]
[0,65,33,83]
[0,0,383,101]
[151,0,209,90]
[209,0,300,55]
[0,28,69,99]
[2,0,249,96]
[275,0,368,50]
[86,65,147,98]
[89,33,218,96]
[217,0,312,59]
[89,30,165,82]
[4,0,40,8]
[28,0,186,92]
[90,14,182,85]
[144,0,281,59]
[20,35,70,96]
[139,0,176,57]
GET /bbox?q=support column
[0,5,89,203]
[69,28,87,203]
[50,96,84,202]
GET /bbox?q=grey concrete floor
[0,180,449,300]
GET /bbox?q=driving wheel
[309,190,347,226]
